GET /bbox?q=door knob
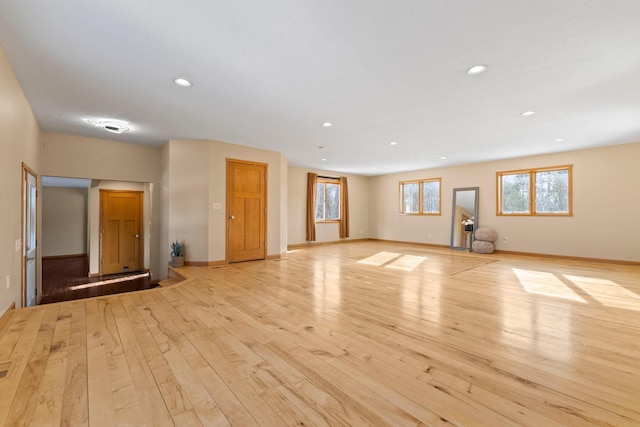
[229,215,235,220]
[135,234,140,238]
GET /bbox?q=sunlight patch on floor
[513,268,586,303]
[358,251,402,266]
[563,274,640,311]
[386,255,427,272]
[68,273,150,291]
[358,251,426,272]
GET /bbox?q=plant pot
[170,256,184,268]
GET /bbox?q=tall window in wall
[497,165,572,215]
[316,177,341,222]
[306,173,349,241]
[399,178,441,215]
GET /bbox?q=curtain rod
[318,175,340,179]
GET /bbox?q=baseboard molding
[185,253,286,266]
[266,253,287,261]
[290,238,639,266]
[288,238,369,250]
[0,302,16,334]
[42,253,87,260]
[366,239,450,250]
[493,249,640,266]
[185,260,227,267]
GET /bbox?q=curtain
[340,176,349,238]
[306,172,317,241]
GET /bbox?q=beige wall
[0,43,41,311]
[166,140,210,263]
[369,142,640,262]
[41,132,163,279]
[287,167,369,245]
[163,139,287,267]
[42,186,88,257]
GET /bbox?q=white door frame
[22,163,38,307]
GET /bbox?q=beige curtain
[306,173,317,241]
[340,176,349,238]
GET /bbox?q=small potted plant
[462,217,474,232]
[170,241,185,267]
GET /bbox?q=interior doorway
[22,163,38,307]
[226,159,267,263]
[100,190,143,275]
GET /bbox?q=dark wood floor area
[41,255,156,304]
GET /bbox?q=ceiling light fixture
[554,138,565,142]
[322,122,333,128]
[389,141,398,146]
[466,64,488,75]
[321,158,327,161]
[173,78,192,87]
[85,119,131,134]
[439,156,447,160]
[520,111,536,117]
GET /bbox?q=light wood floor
[1,241,639,426]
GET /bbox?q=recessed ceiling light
[466,64,488,76]
[321,158,327,161]
[173,78,192,87]
[85,119,131,134]
[371,167,377,170]
[439,156,447,160]
[554,138,565,142]
[389,141,398,146]
[322,122,333,128]
[520,111,536,117]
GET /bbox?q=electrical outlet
[503,237,508,243]
[5,275,10,289]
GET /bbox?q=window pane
[325,183,340,220]
[501,173,530,213]
[315,183,324,220]
[402,183,419,213]
[535,169,569,213]
[421,181,440,213]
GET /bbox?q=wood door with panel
[226,160,267,263]
[100,190,142,275]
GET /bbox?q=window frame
[399,177,442,216]
[496,165,573,216]
[315,177,341,223]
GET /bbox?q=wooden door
[226,159,267,262]
[100,190,142,275]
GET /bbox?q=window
[399,178,441,215]
[497,165,572,216]
[316,178,340,221]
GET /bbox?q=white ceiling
[1,1,640,175]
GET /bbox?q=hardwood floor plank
[0,308,46,426]
[149,291,260,427]
[4,305,59,427]
[60,301,89,427]
[1,241,639,426]
[110,296,175,426]
[30,303,73,427]
[137,292,232,426]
